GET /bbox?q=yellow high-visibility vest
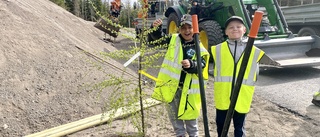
[152,34,209,120]
[211,41,264,113]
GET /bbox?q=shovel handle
[191,14,210,137]
[192,15,199,34]
[248,11,263,38]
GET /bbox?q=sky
[123,0,137,5]
[107,0,138,6]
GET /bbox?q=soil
[0,0,319,137]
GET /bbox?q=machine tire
[166,13,179,34]
[199,20,224,61]
[298,27,320,36]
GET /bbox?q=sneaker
[313,91,320,100]
[312,99,320,107]
[312,91,320,107]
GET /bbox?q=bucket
[94,17,120,38]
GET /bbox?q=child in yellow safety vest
[149,14,210,137]
[211,16,267,137]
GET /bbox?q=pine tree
[49,0,66,8]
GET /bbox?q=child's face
[179,24,194,41]
[225,21,246,40]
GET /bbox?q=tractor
[163,0,320,67]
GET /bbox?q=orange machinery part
[138,0,149,18]
[111,0,121,11]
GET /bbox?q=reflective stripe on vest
[188,79,208,94]
[159,60,181,80]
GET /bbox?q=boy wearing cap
[211,16,266,137]
[150,14,209,137]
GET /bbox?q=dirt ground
[0,0,319,137]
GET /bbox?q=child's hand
[181,59,191,68]
[152,18,162,27]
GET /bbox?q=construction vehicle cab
[164,0,320,67]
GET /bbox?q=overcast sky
[123,0,137,4]
[107,0,137,5]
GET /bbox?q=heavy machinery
[281,2,320,36]
[163,0,320,67]
[94,0,122,42]
[134,0,175,38]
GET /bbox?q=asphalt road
[255,66,320,122]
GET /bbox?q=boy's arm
[149,24,163,41]
[148,19,171,44]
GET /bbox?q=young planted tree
[85,0,171,136]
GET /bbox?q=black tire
[199,20,224,61]
[297,27,320,36]
[166,13,179,34]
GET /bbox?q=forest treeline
[49,0,138,28]
[49,0,320,28]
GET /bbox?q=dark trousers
[216,109,246,137]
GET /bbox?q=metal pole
[191,15,210,137]
[220,11,263,137]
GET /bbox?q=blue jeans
[216,109,246,137]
